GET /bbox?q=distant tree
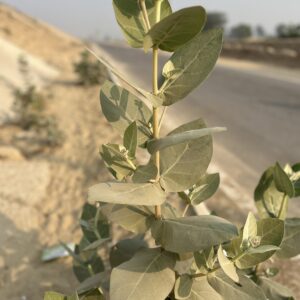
[205,12,227,30]
[230,24,253,39]
[256,25,265,37]
[277,24,300,38]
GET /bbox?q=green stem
[139,0,151,31]
[182,204,190,217]
[153,0,162,219]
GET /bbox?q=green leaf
[101,143,135,180]
[235,218,284,269]
[241,212,257,249]
[100,81,152,145]
[132,162,158,183]
[274,162,295,197]
[82,239,110,252]
[174,274,193,299]
[189,173,220,205]
[254,166,287,219]
[110,248,176,300]
[144,6,206,52]
[186,277,221,300]
[159,29,223,106]
[147,127,225,154]
[77,272,108,295]
[151,215,238,253]
[123,121,138,158]
[80,204,109,243]
[217,246,239,283]
[159,119,213,192]
[112,0,172,48]
[246,245,280,254]
[258,277,294,300]
[110,236,148,268]
[208,269,267,300]
[277,218,300,258]
[194,247,216,271]
[101,204,155,234]
[88,182,165,206]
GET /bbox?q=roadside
[0,4,116,299]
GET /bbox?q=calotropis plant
[45,1,300,299]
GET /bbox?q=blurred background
[0,1,299,299]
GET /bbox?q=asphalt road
[98,43,300,215]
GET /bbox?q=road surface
[98,42,300,217]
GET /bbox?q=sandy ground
[0,3,118,299]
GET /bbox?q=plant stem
[139,0,151,31]
[153,0,162,219]
[182,204,190,217]
[278,194,288,219]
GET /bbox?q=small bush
[13,56,64,147]
[74,50,107,86]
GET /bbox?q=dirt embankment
[0,4,116,299]
[222,38,300,69]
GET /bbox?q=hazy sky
[2,0,300,39]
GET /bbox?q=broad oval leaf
[151,215,238,253]
[100,80,152,145]
[88,182,165,206]
[147,127,225,154]
[235,218,284,269]
[258,277,294,300]
[159,119,213,192]
[187,277,221,300]
[274,162,295,197]
[277,218,300,259]
[101,204,155,234]
[132,162,158,183]
[190,173,220,205]
[144,6,206,52]
[208,269,267,300]
[110,248,176,300]
[113,0,172,48]
[174,274,193,299]
[159,29,223,106]
[217,246,239,283]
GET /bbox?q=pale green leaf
[124,122,138,158]
[101,204,155,234]
[242,212,257,249]
[159,29,223,106]
[113,0,172,48]
[110,248,176,300]
[77,272,108,295]
[254,166,287,219]
[277,218,300,259]
[217,246,239,283]
[132,162,157,183]
[174,274,193,299]
[208,269,267,300]
[274,162,295,197]
[82,239,109,252]
[235,218,284,269]
[151,215,238,253]
[190,173,220,205]
[147,127,225,154]
[100,81,152,145]
[258,277,294,300]
[245,245,280,254]
[144,6,206,52]
[88,182,165,206]
[101,143,135,180]
[194,247,216,271]
[159,119,213,192]
[186,277,222,300]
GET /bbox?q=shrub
[45,1,299,299]
[13,56,64,147]
[74,50,108,86]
